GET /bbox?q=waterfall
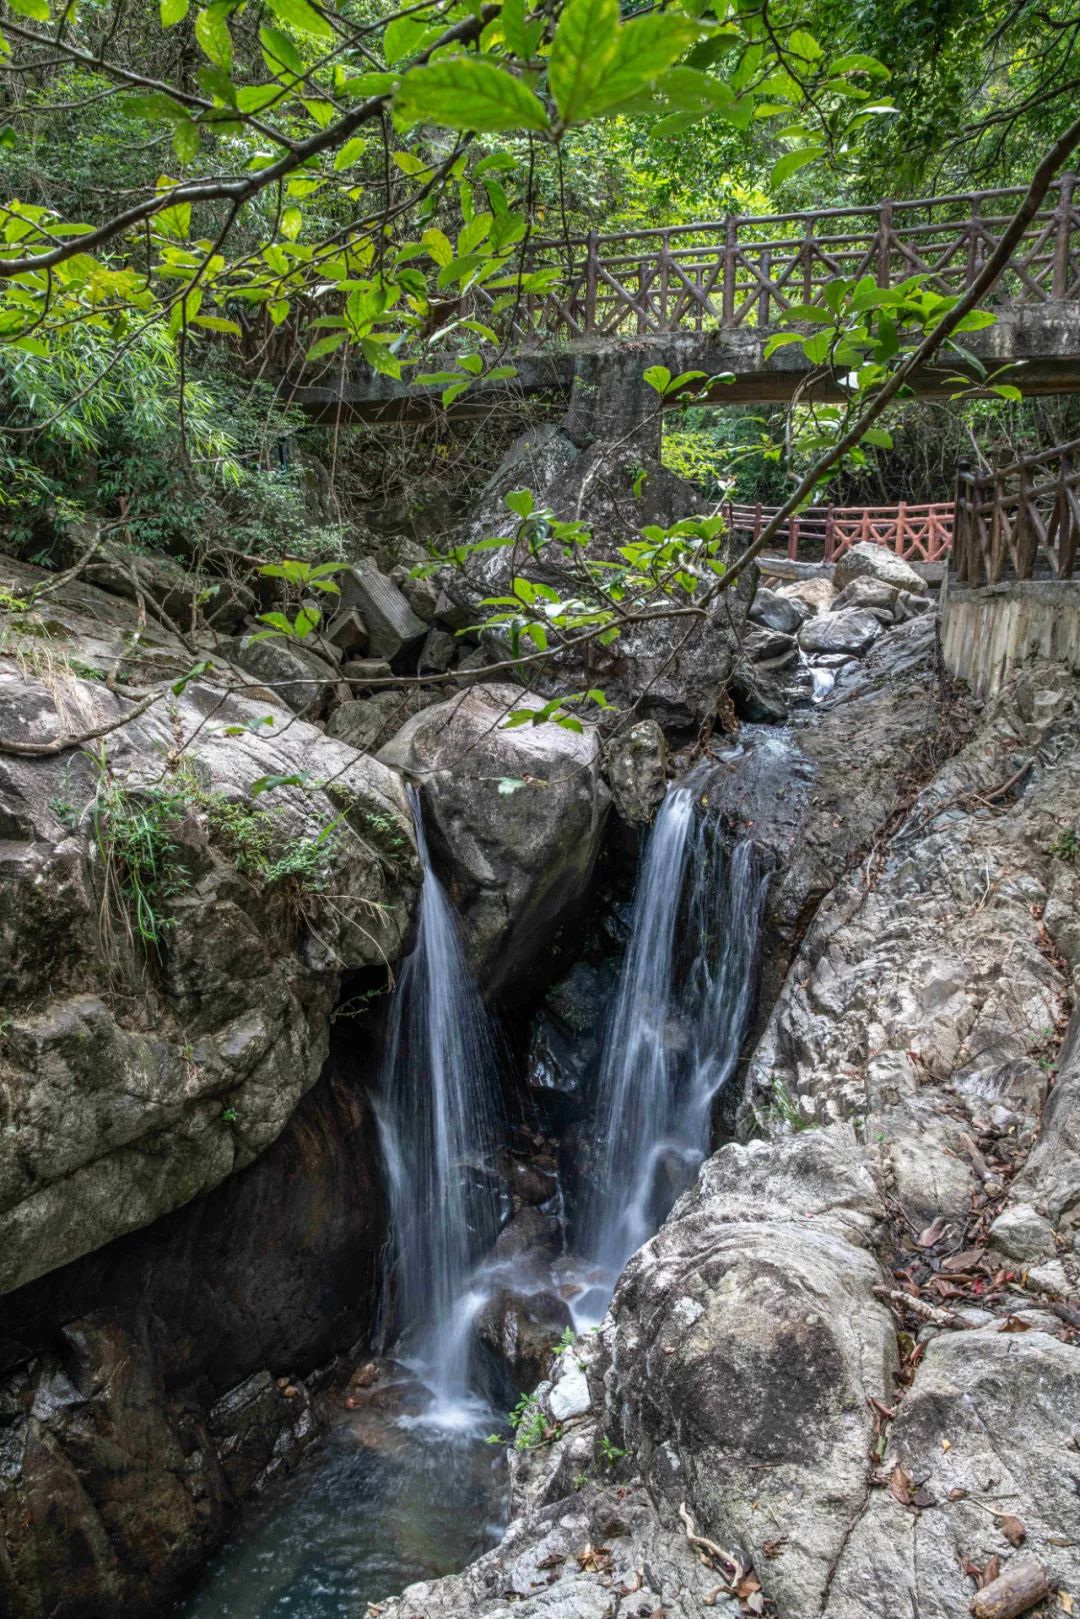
[375,788,503,1416]
[582,785,769,1281]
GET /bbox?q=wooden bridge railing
[723,498,954,563]
[496,176,1080,341]
[953,441,1080,585]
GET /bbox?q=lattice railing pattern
[953,441,1080,585]
[722,499,954,563]
[501,176,1080,341]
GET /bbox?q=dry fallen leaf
[942,1439,952,1452]
[575,1543,613,1575]
[913,1484,937,1509]
[761,1538,787,1559]
[917,1216,948,1248]
[980,1555,1001,1590]
[1000,1314,1033,1332]
[948,1488,968,1502]
[889,1464,914,1505]
[1059,1590,1074,1613]
[998,1514,1027,1547]
[536,1553,565,1570]
[941,1247,986,1273]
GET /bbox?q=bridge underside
[287,302,1080,431]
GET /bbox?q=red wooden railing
[722,498,954,562]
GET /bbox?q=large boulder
[833,540,928,596]
[798,606,883,657]
[603,718,667,825]
[0,554,418,1294]
[600,1127,896,1617]
[378,685,609,996]
[749,584,810,635]
[440,426,755,730]
[339,558,428,662]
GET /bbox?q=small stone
[1026,1259,1072,1298]
[988,1204,1056,1264]
[548,1360,591,1422]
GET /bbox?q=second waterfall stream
[580,781,770,1294]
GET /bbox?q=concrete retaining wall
[941,577,1080,697]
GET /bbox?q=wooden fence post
[584,230,599,333]
[1053,174,1075,300]
[895,499,907,556]
[758,247,771,328]
[825,504,836,561]
[722,216,737,327]
[877,201,893,288]
[952,456,973,583]
[788,515,799,561]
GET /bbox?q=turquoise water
[177,1411,505,1619]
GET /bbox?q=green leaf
[643,364,671,395]
[384,14,438,63]
[157,199,192,238]
[172,660,213,694]
[266,0,333,40]
[506,488,534,518]
[190,314,242,335]
[830,51,889,76]
[195,4,233,69]
[787,28,823,60]
[294,606,320,638]
[497,776,529,795]
[421,226,454,266]
[861,427,893,448]
[771,146,825,186]
[306,331,348,360]
[161,0,189,24]
[334,136,366,170]
[172,116,201,162]
[588,13,699,114]
[249,773,311,797]
[6,0,49,20]
[548,0,620,124]
[499,0,544,59]
[393,57,549,132]
[260,24,306,76]
[990,383,1023,401]
[361,337,401,378]
[281,205,302,240]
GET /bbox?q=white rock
[548,1361,592,1421]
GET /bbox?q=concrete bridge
[284,178,1080,429]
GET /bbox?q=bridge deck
[283,178,1080,419]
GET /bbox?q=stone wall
[942,576,1080,697]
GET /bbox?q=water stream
[578,783,770,1304]
[179,778,770,1617]
[374,785,505,1420]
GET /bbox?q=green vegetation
[1050,828,1080,864]
[488,1389,563,1451]
[0,0,1077,736]
[86,751,344,956]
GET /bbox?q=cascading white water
[375,787,503,1417]
[581,784,770,1285]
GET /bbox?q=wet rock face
[379,685,610,998]
[0,1052,389,1619]
[441,425,755,729]
[477,1288,572,1393]
[0,559,418,1295]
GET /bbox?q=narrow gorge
[2,472,1076,1619]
